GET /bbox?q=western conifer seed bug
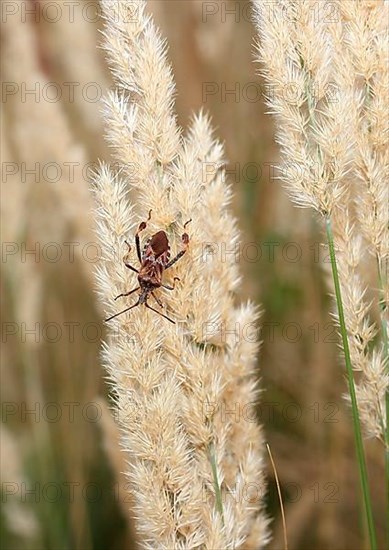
[105,210,191,324]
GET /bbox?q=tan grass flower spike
[252,0,388,443]
[93,1,269,547]
[253,2,388,544]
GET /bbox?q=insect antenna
[105,300,140,322]
[145,302,176,324]
[114,286,140,301]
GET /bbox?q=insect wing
[142,231,170,264]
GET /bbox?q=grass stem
[208,442,225,527]
[267,444,288,550]
[376,257,389,546]
[326,217,377,550]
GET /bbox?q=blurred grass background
[1,1,385,549]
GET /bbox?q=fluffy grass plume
[253,0,388,546]
[252,0,388,443]
[93,1,269,547]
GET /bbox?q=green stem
[326,218,377,550]
[208,442,225,527]
[376,257,389,545]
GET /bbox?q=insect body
[105,211,191,324]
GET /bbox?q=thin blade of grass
[326,217,377,550]
[267,443,288,550]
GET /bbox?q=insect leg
[105,299,141,322]
[114,286,140,301]
[151,291,164,308]
[145,302,176,324]
[123,241,139,273]
[124,263,139,273]
[165,219,191,270]
[162,277,180,291]
[165,237,189,269]
[135,209,152,262]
